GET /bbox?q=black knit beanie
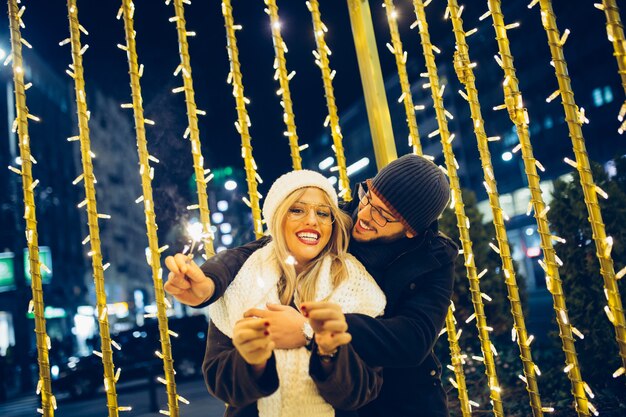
[369,154,450,235]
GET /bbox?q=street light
[211,212,224,224]
[220,223,232,234]
[217,200,229,212]
[224,180,237,191]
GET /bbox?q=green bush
[436,160,626,416]
[545,159,626,415]
[438,189,530,416]
[439,189,519,337]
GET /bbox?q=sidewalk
[0,378,226,417]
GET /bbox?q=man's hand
[233,318,275,375]
[164,253,215,306]
[243,304,307,349]
[301,302,351,355]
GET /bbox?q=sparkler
[185,222,206,261]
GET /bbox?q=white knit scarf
[209,241,386,417]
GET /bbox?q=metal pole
[346,0,397,169]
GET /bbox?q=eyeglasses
[357,183,400,228]
[287,201,335,225]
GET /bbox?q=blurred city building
[304,2,626,293]
[0,46,86,392]
[82,89,152,326]
[0,46,154,394]
[205,166,256,251]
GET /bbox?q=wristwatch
[302,321,314,350]
[316,347,338,363]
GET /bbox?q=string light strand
[598,1,626,133]
[445,307,472,417]
[7,1,55,415]
[119,1,180,415]
[265,0,303,170]
[66,0,119,414]
[221,0,263,237]
[412,1,504,415]
[382,0,422,154]
[448,1,545,415]
[536,0,626,375]
[307,0,351,201]
[380,2,471,411]
[168,0,216,258]
[487,1,589,414]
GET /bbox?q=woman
[166,170,386,416]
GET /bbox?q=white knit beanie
[263,169,337,231]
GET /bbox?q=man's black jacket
[196,185,458,417]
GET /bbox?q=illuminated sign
[24,246,52,285]
[0,252,15,290]
[107,302,129,318]
[27,306,67,319]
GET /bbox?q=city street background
[0,0,625,415]
[0,378,226,417]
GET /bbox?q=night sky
[0,1,613,197]
[0,0,451,186]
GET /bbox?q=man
[165,154,458,417]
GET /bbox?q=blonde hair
[270,187,353,306]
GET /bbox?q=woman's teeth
[297,232,319,242]
[359,219,373,231]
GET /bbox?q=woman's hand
[243,304,307,349]
[233,318,275,372]
[164,254,215,306]
[301,302,351,355]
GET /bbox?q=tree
[437,189,528,416]
[439,189,518,338]
[548,160,626,395]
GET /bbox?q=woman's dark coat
[204,324,382,416]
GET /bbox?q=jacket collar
[383,230,457,307]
